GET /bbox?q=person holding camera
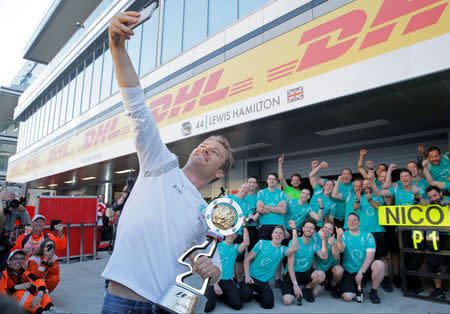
[26,239,60,293]
[12,215,66,260]
[1,189,30,271]
[112,178,135,219]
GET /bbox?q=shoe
[393,275,401,288]
[369,289,380,304]
[44,306,66,313]
[302,287,315,302]
[410,286,424,295]
[274,279,283,289]
[330,285,340,299]
[381,277,393,292]
[430,288,446,299]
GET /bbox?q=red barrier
[36,196,97,259]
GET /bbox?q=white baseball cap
[8,249,26,261]
[31,214,46,222]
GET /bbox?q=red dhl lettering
[149,69,230,124]
[47,142,71,163]
[81,117,120,151]
[296,0,447,71]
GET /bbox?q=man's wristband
[355,201,360,203]
[358,270,364,274]
[319,207,323,209]
[293,281,298,286]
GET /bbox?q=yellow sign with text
[7,0,450,182]
[378,205,450,227]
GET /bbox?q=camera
[46,243,54,251]
[5,199,20,209]
[245,217,254,224]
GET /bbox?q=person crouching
[0,250,55,313]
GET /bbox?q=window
[91,45,103,106]
[73,62,85,118]
[59,78,69,127]
[48,89,56,134]
[52,86,61,132]
[66,71,77,122]
[161,0,184,63]
[41,97,49,137]
[140,5,159,76]
[35,105,43,142]
[183,0,207,51]
[208,0,237,36]
[238,0,270,18]
[100,47,113,101]
[81,55,94,114]
[127,24,142,75]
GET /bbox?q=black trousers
[205,279,243,312]
[247,226,260,252]
[240,277,274,309]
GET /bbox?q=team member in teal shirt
[426,146,450,183]
[372,169,425,205]
[337,213,385,304]
[334,169,354,227]
[284,189,322,235]
[312,221,343,299]
[204,220,249,312]
[244,176,260,251]
[257,173,287,240]
[281,219,327,305]
[359,177,393,292]
[278,155,302,200]
[225,183,254,282]
[384,162,429,199]
[332,178,363,230]
[309,161,337,227]
[422,159,450,191]
[241,221,298,309]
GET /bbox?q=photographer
[112,178,135,219]
[1,189,30,271]
[12,215,66,260]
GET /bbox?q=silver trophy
[159,198,243,313]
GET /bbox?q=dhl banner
[7,0,450,183]
[378,205,450,227]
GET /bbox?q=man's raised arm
[108,12,174,171]
[109,12,140,88]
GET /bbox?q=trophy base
[159,283,206,314]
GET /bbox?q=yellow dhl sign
[7,0,450,182]
[378,205,450,227]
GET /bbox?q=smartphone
[50,220,61,231]
[129,2,158,30]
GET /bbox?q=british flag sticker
[287,86,304,103]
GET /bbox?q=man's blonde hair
[204,135,233,172]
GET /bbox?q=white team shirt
[102,86,221,302]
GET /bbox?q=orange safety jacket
[12,232,67,259]
[26,256,60,293]
[0,267,53,313]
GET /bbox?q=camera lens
[6,199,20,209]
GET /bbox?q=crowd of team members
[205,145,450,311]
